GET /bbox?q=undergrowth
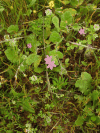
[0,0,100,133]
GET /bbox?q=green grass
[1,0,100,133]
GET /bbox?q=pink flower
[44,55,52,64]
[26,129,29,132]
[47,61,56,70]
[79,28,85,35]
[44,55,56,70]
[27,43,32,48]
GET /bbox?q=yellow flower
[33,10,37,13]
[93,5,97,10]
[10,6,13,9]
[49,1,54,9]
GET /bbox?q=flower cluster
[44,55,56,70]
[94,24,99,31]
[31,75,37,81]
[4,34,17,47]
[45,9,52,16]
[25,123,37,133]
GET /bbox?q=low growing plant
[1,0,100,132]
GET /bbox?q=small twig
[0,36,25,44]
[49,117,62,133]
[68,41,100,51]
[47,112,60,114]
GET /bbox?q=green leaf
[51,55,59,65]
[53,66,61,72]
[81,72,92,82]
[59,63,67,75]
[26,9,32,16]
[65,58,69,64]
[0,23,4,32]
[83,105,93,116]
[75,79,88,93]
[26,53,36,65]
[10,88,24,97]
[93,33,98,41]
[26,54,41,67]
[10,88,19,97]
[46,27,51,38]
[6,130,13,133]
[61,11,73,25]
[33,55,42,68]
[27,0,36,8]
[82,40,87,43]
[34,67,44,73]
[60,20,67,30]
[26,34,37,53]
[49,31,61,43]
[4,47,19,63]
[95,116,100,125]
[67,8,77,16]
[49,50,63,59]
[81,61,88,66]
[91,90,99,101]
[75,72,92,94]
[91,116,96,121]
[96,108,100,113]
[75,115,84,126]
[87,35,92,44]
[28,18,43,36]
[65,58,69,67]
[21,98,35,113]
[58,0,70,5]
[66,43,70,46]
[79,45,83,50]
[36,41,41,46]
[0,6,5,12]
[19,64,26,72]
[56,37,64,48]
[74,94,84,102]
[7,25,19,33]
[70,0,83,7]
[67,47,71,50]
[52,16,60,32]
[7,69,14,79]
[72,23,81,31]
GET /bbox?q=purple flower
[27,43,32,48]
[79,28,85,35]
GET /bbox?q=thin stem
[43,9,51,92]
